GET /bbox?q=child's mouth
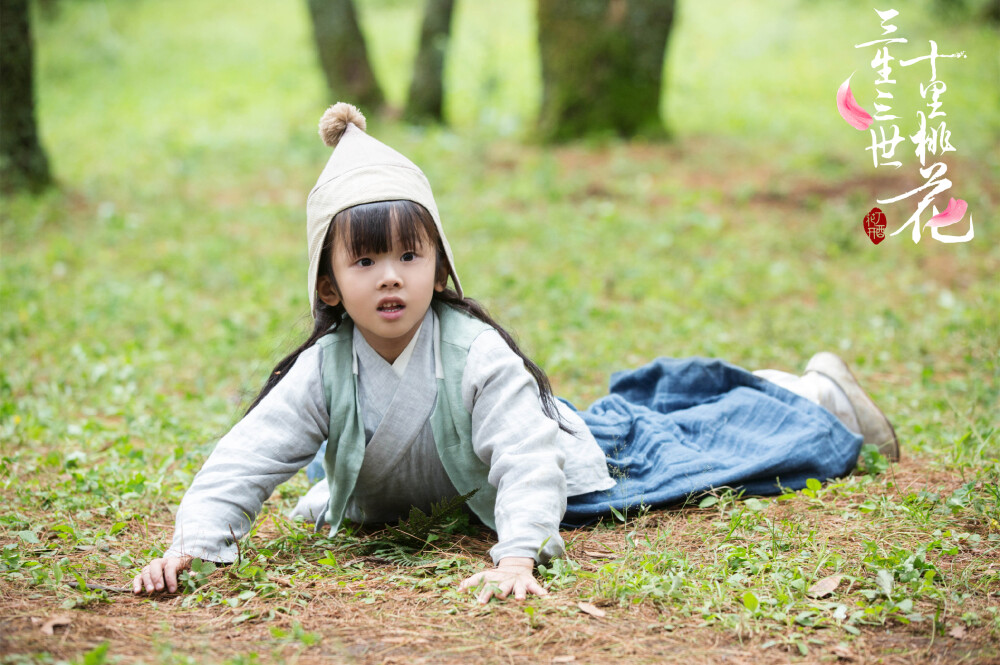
[378,302,404,313]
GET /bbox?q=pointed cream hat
[305,103,462,315]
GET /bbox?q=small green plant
[353,490,479,564]
[695,487,741,513]
[522,603,543,629]
[72,641,110,665]
[269,621,321,647]
[178,558,217,593]
[537,556,582,590]
[857,444,890,476]
[800,478,824,502]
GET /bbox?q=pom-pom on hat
[318,102,366,146]
[306,102,462,315]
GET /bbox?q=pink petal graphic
[927,198,968,228]
[837,75,874,131]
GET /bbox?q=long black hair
[247,200,572,432]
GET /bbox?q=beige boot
[805,352,900,461]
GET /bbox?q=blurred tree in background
[405,0,455,122]
[1,0,52,192]
[934,0,1000,22]
[306,0,385,111]
[536,0,676,141]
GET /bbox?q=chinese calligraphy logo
[837,8,975,244]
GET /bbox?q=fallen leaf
[552,657,576,663]
[875,569,894,597]
[830,643,855,661]
[807,574,845,598]
[40,614,73,635]
[577,602,606,618]
[583,550,614,558]
[949,625,967,639]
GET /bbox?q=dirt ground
[2,603,997,664]
[3,459,998,665]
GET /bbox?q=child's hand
[132,555,193,595]
[459,556,548,604]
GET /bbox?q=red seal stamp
[863,207,887,245]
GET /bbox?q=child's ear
[317,275,341,307]
[434,280,445,293]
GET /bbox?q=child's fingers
[496,579,514,600]
[458,571,484,591]
[476,580,508,604]
[513,575,547,600]
[476,581,499,604]
[462,570,545,603]
[149,561,167,592]
[526,579,548,597]
[143,561,165,592]
[163,559,183,593]
[133,556,192,595]
[138,567,154,593]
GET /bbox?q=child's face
[317,230,444,363]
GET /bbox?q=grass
[1,0,999,663]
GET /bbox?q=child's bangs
[335,201,437,258]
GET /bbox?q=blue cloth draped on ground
[560,357,864,527]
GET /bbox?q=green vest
[317,302,498,533]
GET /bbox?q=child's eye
[401,252,415,262]
[356,257,374,267]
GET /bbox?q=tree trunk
[306,0,384,111]
[405,0,455,123]
[1,0,52,192]
[537,0,675,141]
[985,0,1000,23]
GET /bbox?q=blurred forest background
[1,0,999,663]
[4,0,996,404]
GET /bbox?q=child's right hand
[458,556,547,603]
[133,555,193,594]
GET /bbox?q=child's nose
[377,264,402,288]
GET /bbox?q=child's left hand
[459,556,548,604]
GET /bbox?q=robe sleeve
[462,330,567,565]
[164,345,329,562]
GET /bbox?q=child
[133,103,898,603]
